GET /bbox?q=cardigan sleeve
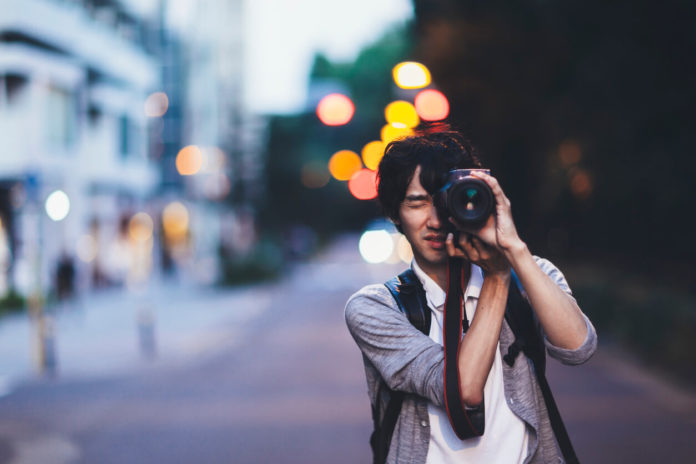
[533,256,598,365]
[345,284,446,406]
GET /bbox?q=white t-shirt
[411,260,529,464]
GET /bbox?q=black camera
[434,169,494,228]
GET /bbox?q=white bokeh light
[45,190,70,222]
[359,230,394,264]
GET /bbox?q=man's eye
[407,201,428,208]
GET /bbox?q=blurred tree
[258,25,414,241]
[412,0,696,266]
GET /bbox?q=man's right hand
[445,231,510,278]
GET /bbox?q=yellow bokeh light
[176,145,203,176]
[328,150,362,181]
[162,202,189,241]
[129,212,154,243]
[361,141,385,171]
[393,62,431,89]
[385,101,420,128]
[144,92,169,117]
[381,124,414,145]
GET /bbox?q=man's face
[396,166,448,274]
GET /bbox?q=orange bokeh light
[414,89,449,121]
[328,150,362,181]
[301,162,330,188]
[361,140,385,171]
[316,93,355,126]
[176,145,203,176]
[349,169,378,200]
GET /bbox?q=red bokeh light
[414,89,449,121]
[316,93,355,126]
[348,169,378,200]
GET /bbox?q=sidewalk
[0,277,272,394]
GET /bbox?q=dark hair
[377,129,482,227]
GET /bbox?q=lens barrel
[436,169,494,227]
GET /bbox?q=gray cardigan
[345,258,597,464]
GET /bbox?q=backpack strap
[371,270,430,464]
[384,269,431,334]
[503,271,580,464]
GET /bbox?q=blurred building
[0,0,160,297]
[163,0,266,284]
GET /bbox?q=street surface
[0,235,694,463]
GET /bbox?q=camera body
[434,169,494,228]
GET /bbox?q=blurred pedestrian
[345,129,597,463]
[55,252,75,301]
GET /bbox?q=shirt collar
[411,259,484,312]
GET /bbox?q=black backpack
[370,268,579,464]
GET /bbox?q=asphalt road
[0,236,694,463]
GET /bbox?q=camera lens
[448,178,494,226]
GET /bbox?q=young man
[345,130,597,463]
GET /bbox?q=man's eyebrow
[403,194,430,202]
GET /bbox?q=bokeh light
[45,190,70,221]
[559,140,582,166]
[381,123,414,145]
[301,162,330,188]
[415,89,449,121]
[200,146,227,173]
[569,169,593,199]
[144,92,169,117]
[359,229,394,264]
[176,145,203,176]
[393,61,431,89]
[348,169,378,200]
[129,212,154,243]
[385,101,420,128]
[203,172,231,200]
[328,150,362,181]
[396,234,413,263]
[76,234,97,263]
[361,141,385,171]
[162,202,189,241]
[316,93,355,126]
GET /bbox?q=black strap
[443,257,485,439]
[371,270,430,463]
[384,270,430,334]
[370,383,404,464]
[503,272,580,464]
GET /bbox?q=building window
[119,115,129,158]
[3,74,29,105]
[45,86,76,149]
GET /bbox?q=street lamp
[44,190,70,221]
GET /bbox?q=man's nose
[426,203,442,229]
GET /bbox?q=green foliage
[567,265,696,387]
[412,0,696,261]
[0,288,25,315]
[259,23,414,238]
[219,237,285,285]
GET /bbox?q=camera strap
[443,257,485,439]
